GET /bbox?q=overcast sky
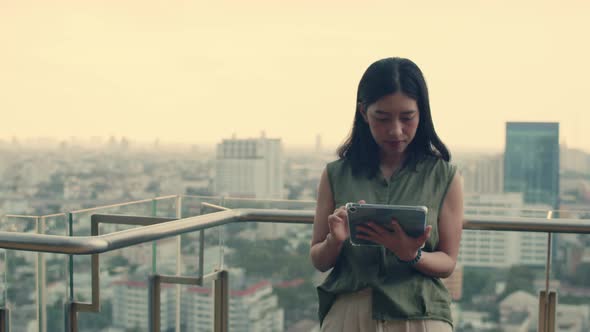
[1,0,589,152]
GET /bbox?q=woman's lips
[385,140,404,148]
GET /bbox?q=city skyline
[2,129,590,155]
[2,1,590,152]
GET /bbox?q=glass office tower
[504,122,560,209]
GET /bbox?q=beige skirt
[321,288,453,332]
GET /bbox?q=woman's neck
[379,151,406,178]
[380,151,406,169]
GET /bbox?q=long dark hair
[337,57,450,178]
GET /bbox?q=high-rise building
[112,279,284,332]
[504,122,559,208]
[112,280,177,331]
[214,133,283,199]
[460,193,550,268]
[315,134,322,154]
[461,154,504,194]
[561,143,590,175]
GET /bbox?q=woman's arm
[309,168,346,272]
[355,172,464,278]
[412,172,464,278]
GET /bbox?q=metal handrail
[2,208,588,332]
[0,210,590,254]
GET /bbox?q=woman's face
[361,92,420,158]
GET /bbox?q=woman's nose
[388,120,403,136]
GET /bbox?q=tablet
[346,203,428,247]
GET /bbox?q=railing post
[36,216,46,332]
[39,216,47,332]
[538,212,557,332]
[0,307,9,332]
[66,211,76,332]
[213,270,229,332]
[151,199,158,275]
[547,291,557,332]
[538,290,557,332]
[64,302,77,332]
[68,212,74,302]
[175,195,182,332]
[538,290,547,332]
[148,275,161,332]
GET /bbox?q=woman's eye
[401,117,414,122]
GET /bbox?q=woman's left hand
[356,220,432,261]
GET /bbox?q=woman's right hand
[327,200,365,245]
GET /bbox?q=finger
[328,214,344,226]
[336,208,348,218]
[356,232,379,242]
[365,222,389,234]
[356,225,378,237]
[355,233,371,240]
[417,225,432,243]
[356,232,383,245]
[358,200,366,204]
[333,206,345,215]
[423,225,432,239]
[390,220,404,234]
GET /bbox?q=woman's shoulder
[326,158,349,174]
[417,155,457,176]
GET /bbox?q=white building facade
[461,154,504,194]
[460,193,550,268]
[215,134,283,199]
[112,279,284,331]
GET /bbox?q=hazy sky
[1,0,589,152]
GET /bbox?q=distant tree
[46,300,113,330]
[46,300,66,331]
[286,185,303,200]
[145,180,161,194]
[78,300,113,330]
[275,279,318,325]
[108,255,130,267]
[572,262,590,287]
[461,268,497,304]
[498,265,536,301]
[226,237,315,281]
[185,186,211,196]
[126,326,142,332]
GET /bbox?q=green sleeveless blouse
[317,156,457,326]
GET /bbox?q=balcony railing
[0,195,589,332]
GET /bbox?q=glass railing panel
[179,282,214,332]
[70,199,156,303]
[129,196,224,332]
[181,195,224,218]
[0,215,40,331]
[219,199,316,331]
[180,196,225,277]
[464,206,550,218]
[69,196,178,332]
[456,207,550,332]
[548,209,590,332]
[456,231,549,331]
[69,196,179,236]
[41,213,68,332]
[220,197,316,211]
[76,242,159,332]
[152,196,181,276]
[223,221,315,331]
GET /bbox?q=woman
[310,57,463,332]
